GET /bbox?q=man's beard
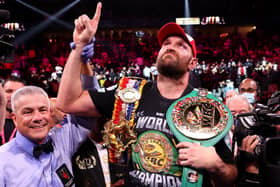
[157,53,187,80]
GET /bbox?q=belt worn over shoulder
[103,77,147,163]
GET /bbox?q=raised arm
[56,2,102,117]
[80,58,101,91]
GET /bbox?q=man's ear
[188,58,198,71]
[11,113,17,127]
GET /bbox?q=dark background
[1,0,279,30]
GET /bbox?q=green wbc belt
[166,88,233,187]
[132,130,182,176]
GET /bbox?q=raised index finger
[91,2,102,25]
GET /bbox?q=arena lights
[176,18,200,25]
[219,33,229,38]
[16,0,73,30]
[0,22,25,31]
[135,31,145,38]
[201,16,225,25]
[16,0,79,44]
[177,16,226,26]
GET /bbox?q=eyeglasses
[239,88,256,93]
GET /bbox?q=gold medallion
[117,87,141,103]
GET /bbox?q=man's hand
[176,142,221,171]
[241,135,259,173]
[73,2,102,45]
[241,135,259,153]
[56,3,102,117]
[177,141,238,186]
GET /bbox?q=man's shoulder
[0,139,15,150]
[139,80,155,96]
[143,80,155,89]
[0,140,16,160]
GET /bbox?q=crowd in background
[0,28,279,103]
[0,1,280,183]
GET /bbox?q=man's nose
[6,93,12,99]
[33,111,44,122]
[166,43,176,50]
[165,46,177,54]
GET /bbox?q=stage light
[183,0,193,35]
[16,0,80,44]
[16,0,73,29]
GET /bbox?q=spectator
[226,95,260,186]
[238,78,258,105]
[0,76,25,146]
[0,86,90,186]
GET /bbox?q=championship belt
[166,88,233,187]
[132,130,182,176]
[103,77,147,165]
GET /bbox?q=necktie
[33,139,54,159]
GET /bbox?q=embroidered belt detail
[103,77,147,163]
